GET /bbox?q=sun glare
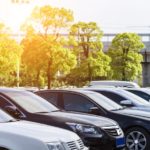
[1,0,81,34]
[0,0,35,33]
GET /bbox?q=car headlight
[47,142,65,150]
[66,122,101,135]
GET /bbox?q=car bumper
[80,134,125,150]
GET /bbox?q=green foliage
[31,5,73,29]
[66,51,111,86]
[69,22,103,57]
[67,22,111,85]
[22,5,76,88]
[108,33,144,81]
[0,23,23,86]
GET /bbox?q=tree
[108,33,144,81]
[21,28,47,87]
[66,51,111,86]
[0,23,22,86]
[22,6,76,88]
[68,22,111,84]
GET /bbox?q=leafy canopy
[108,33,144,81]
[67,22,111,85]
[22,5,76,88]
[0,23,23,85]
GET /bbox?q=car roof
[0,87,26,92]
[124,87,148,91]
[83,87,123,92]
[88,80,140,88]
[36,88,98,95]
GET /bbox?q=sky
[1,0,150,33]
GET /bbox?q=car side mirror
[90,107,100,115]
[4,106,23,118]
[120,100,133,107]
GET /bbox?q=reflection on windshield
[4,91,59,113]
[116,90,150,106]
[0,109,15,123]
[86,92,123,111]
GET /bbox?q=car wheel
[125,127,150,150]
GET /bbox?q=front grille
[102,126,122,137]
[66,139,85,150]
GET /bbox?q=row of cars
[1,81,150,150]
[0,88,125,150]
[36,88,150,150]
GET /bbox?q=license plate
[116,137,125,147]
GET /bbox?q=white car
[0,109,87,150]
[88,80,140,88]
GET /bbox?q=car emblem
[76,141,81,149]
[117,129,121,135]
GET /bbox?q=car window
[0,95,14,108]
[37,92,58,106]
[115,89,150,106]
[84,92,123,111]
[96,91,125,103]
[3,91,59,113]
[63,93,96,113]
[127,90,150,101]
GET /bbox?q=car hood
[0,120,79,143]
[113,108,150,120]
[131,106,150,112]
[45,111,118,128]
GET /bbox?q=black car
[36,89,150,150]
[85,88,150,112]
[0,88,125,150]
[125,88,150,102]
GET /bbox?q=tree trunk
[122,48,129,81]
[47,60,52,89]
[88,63,92,81]
[36,70,40,89]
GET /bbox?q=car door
[62,92,104,115]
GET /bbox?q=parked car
[0,109,87,150]
[125,88,150,102]
[0,88,125,150]
[36,89,150,150]
[88,81,140,88]
[85,88,150,112]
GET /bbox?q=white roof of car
[88,80,140,88]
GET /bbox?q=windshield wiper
[6,119,18,122]
[51,109,60,112]
[34,111,50,114]
[111,107,125,111]
[35,109,59,113]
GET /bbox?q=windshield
[85,92,123,111]
[143,88,150,94]
[4,91,59,113]
[0,109,15,123]
[116,89,150,106]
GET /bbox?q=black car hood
[42,111,118,127]
[113,108,150,120]
[131,106,150,112]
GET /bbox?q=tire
[125,127,150,150]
